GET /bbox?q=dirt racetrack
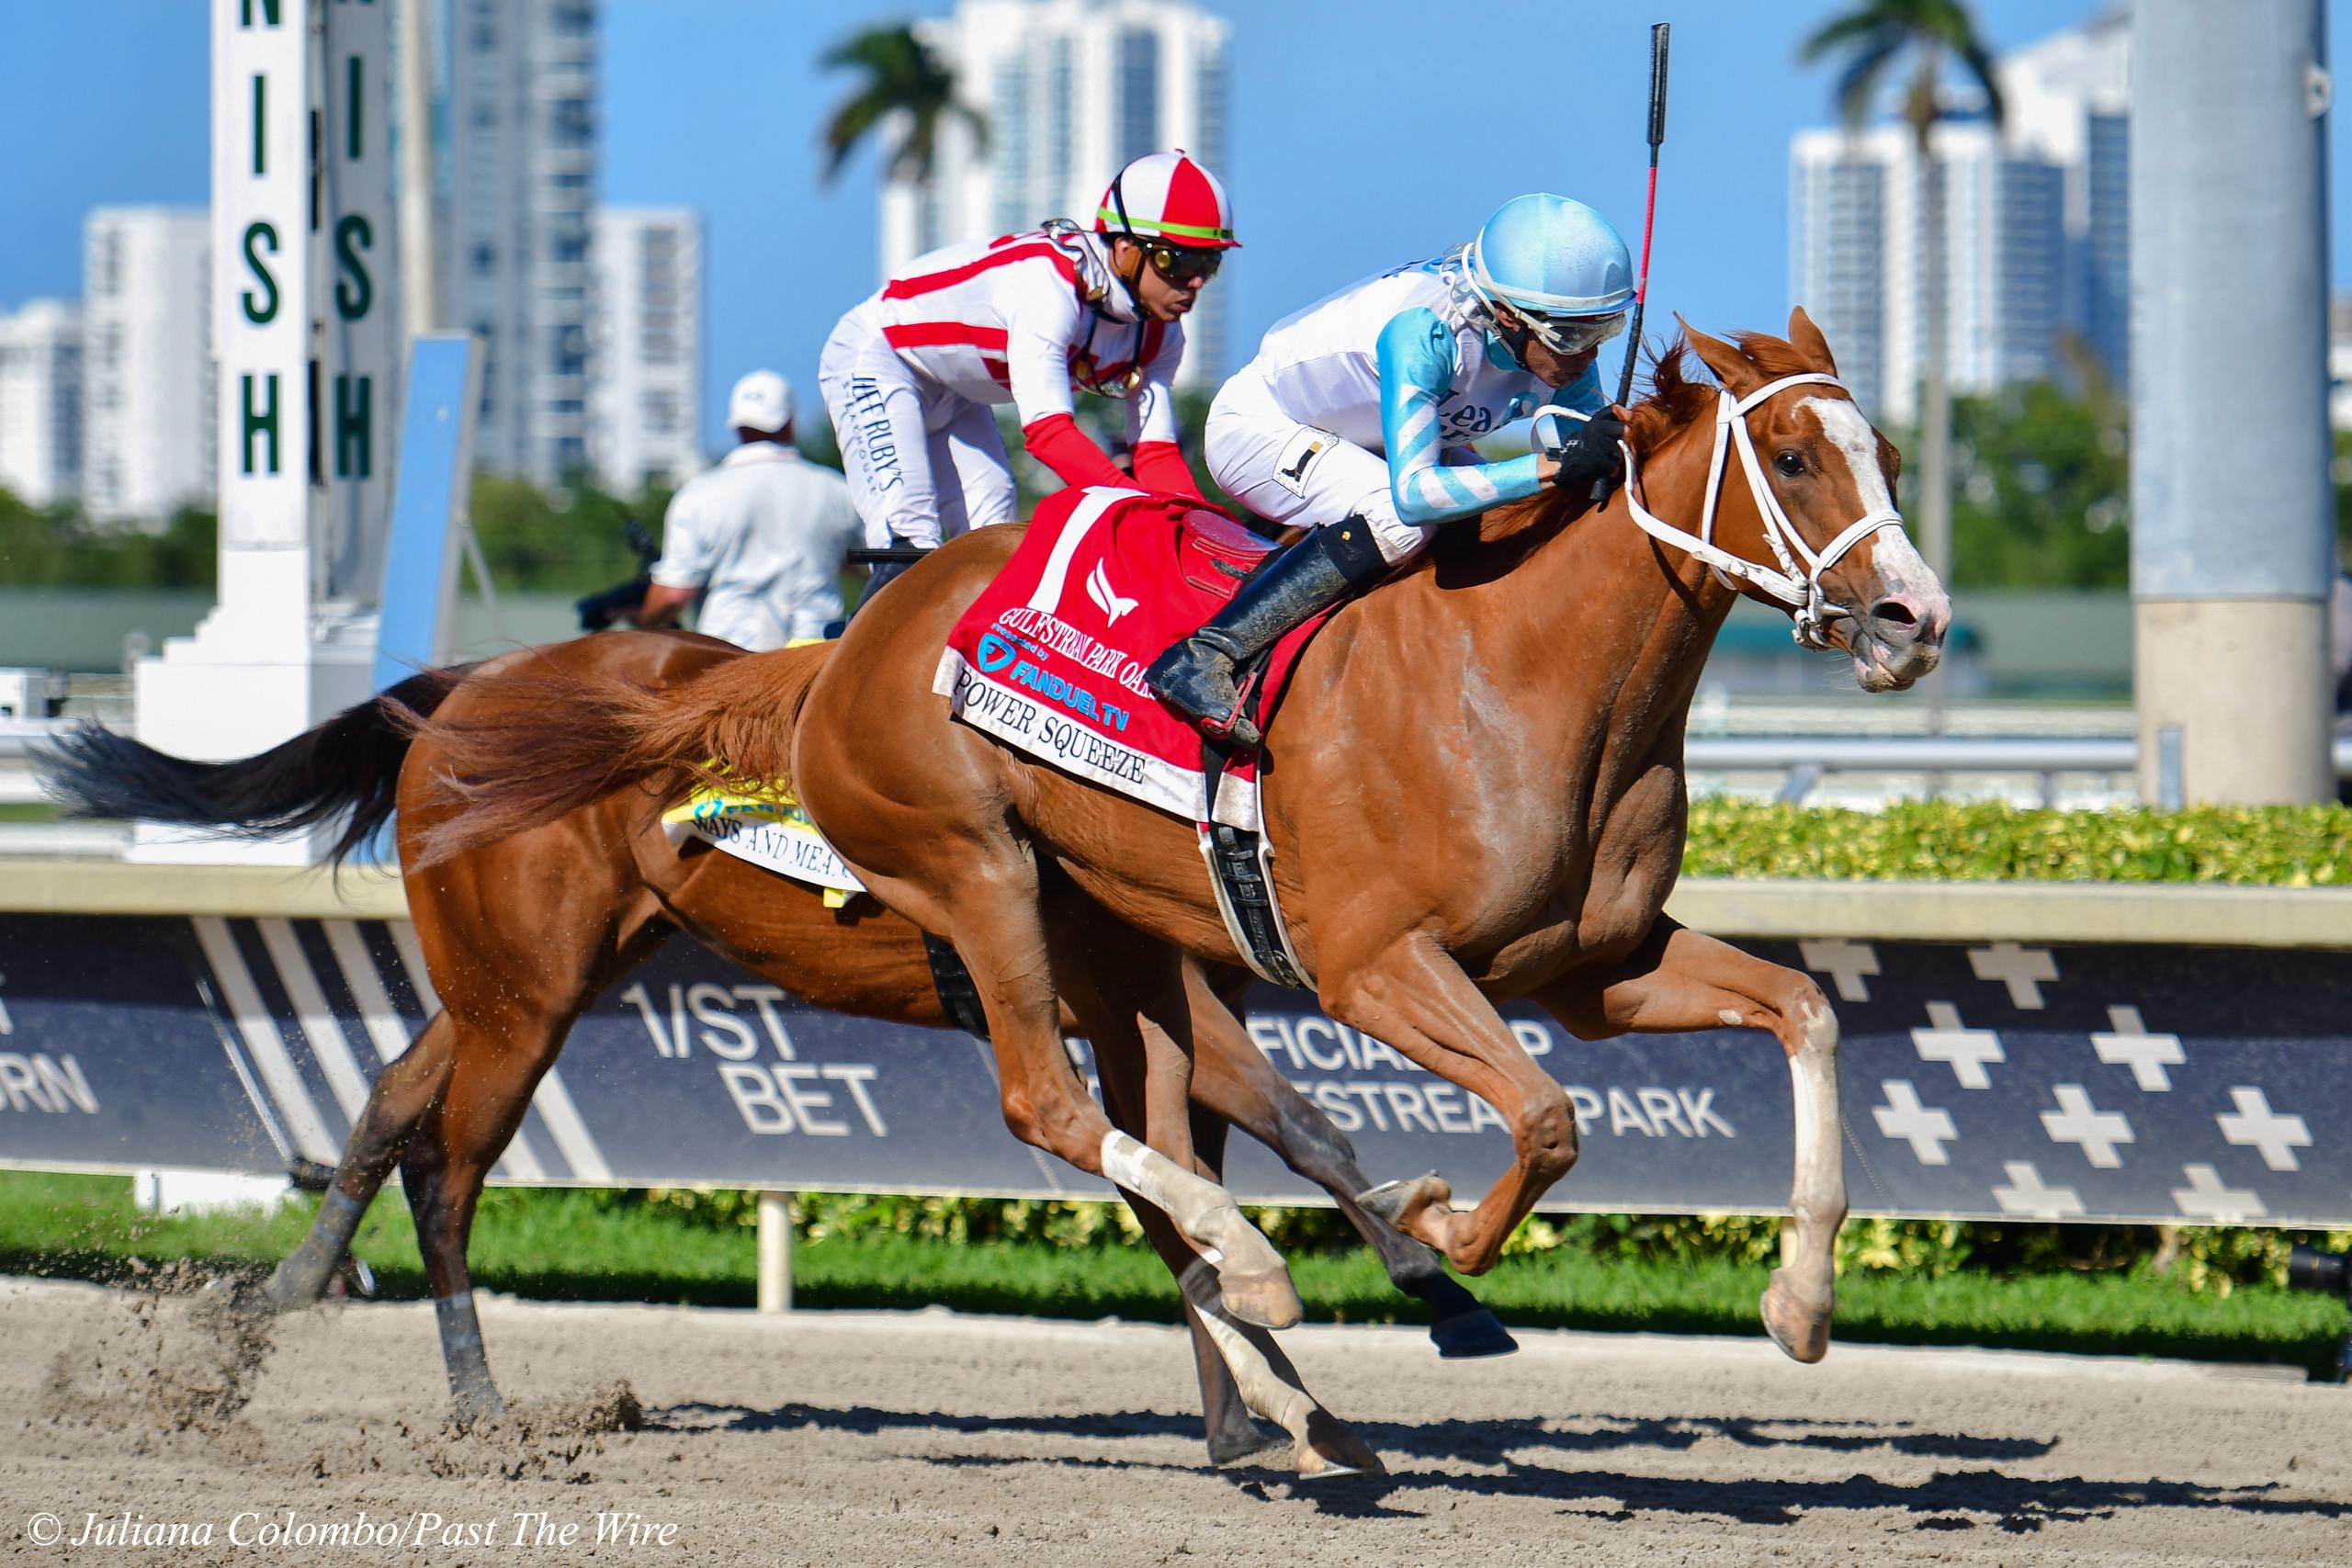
[3,1275,2346,1565]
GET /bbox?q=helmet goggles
[1514,308,1627,357]
[1143,240,1221,285]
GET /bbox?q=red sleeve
[1131,439,1203,501]
[1020,413,1132,492]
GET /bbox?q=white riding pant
[1204,376,1452,566]
[818,301,1019,551]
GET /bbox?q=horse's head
[1652,309,1950,693]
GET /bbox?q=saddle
[935,487,1326,986]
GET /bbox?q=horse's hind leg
[1540,919,1846,1363]
[1093,1021,1380,1477]
[843,846,1298,1325]
[269,1012,459,1308]
[395,1013,560,1424]
[1186,965,1516,1359]
[1040,901,1300,1329]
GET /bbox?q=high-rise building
[2327,296,2352,432]
[448,0,597,485]
[1998,7,2130,385]
[0,300,83,508]
[879,0,1234,388]
[1788,133,1895,419]
[590,208,704,491]
[1790,124,2065,428]
[1787,9,2127,424]
[81,209,214,525]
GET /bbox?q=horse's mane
[1474,328,1811,547]
[1625,330,1819,453]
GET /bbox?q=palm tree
[819,23,987,186]
[1800,2,2004,676]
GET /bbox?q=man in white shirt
[630,370,864,649]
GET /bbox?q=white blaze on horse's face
[1793,395,1951,693]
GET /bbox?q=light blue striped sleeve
[1376,309,1542,527]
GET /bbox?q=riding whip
[1593,20,1670,504]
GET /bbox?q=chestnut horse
[775,313,1949,1364]
[394,314,1942,1364]
[43,630,1507,1474]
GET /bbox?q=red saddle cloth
[932,486,1322,828]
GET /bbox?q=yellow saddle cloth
[660,773,866,905]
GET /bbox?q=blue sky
[2,1,2346,452]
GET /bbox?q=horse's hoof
[1357,1174,1453,1252]
[1430,1305,1518,1359]
[1357,1172,1438,1225]
[263,1258,321,1312]
[1206,1420,1289,1469]
[449,1382,506,1427]
[1759,1269,1833,1364]
[1218,1267,1303,1331]
[1291,1408,1385,1481]
[202,1269,277,1323]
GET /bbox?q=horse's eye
[1773,449,1805,478]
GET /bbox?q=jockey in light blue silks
[1148,194,1639,750]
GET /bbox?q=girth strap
[1196,741,1310,989]
[922,933,991,1040]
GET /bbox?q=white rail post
[756,1191,794,1314]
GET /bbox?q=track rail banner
[2,913,2348,1227]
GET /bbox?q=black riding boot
[1145,515,1389,751]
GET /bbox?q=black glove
[1547,411,1627,500]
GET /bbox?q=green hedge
[1681,801,2352,886]
[601,1190,2350,1299]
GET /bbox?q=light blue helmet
[1464,194,1634,361]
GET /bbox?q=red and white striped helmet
[1094,151,1239,249]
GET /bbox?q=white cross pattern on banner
[2216,1087,2311,1171]
[1871,1079,1957,1165]
[2090,1005,2184,1091]
[1799,939,1880,1002]
[1993,1160,2086,1218]
[1968,942,2058,1010]
[1911,1001,2005,1089]
[2039,1084,2133,1168]
[2172,1163,2267,1223]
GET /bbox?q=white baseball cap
[727,369,793,434]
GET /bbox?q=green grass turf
[4,1172,2345,1378]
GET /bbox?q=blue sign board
[2,914,2349,1229]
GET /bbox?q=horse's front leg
[1535,918,1846,1363]
[1316,931,1578,1276]
[1184,963,1517,1358]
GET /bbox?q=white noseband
[1602,371,1908,651]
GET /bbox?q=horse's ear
[1676,314,1758,394]
[1787,306,1838,374]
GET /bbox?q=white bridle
[1544,371,1908,651]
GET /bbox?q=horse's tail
[37,666,473,869]
[401,640,831,871]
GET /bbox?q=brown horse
[397,315,1940,1364]
[767,313,1948,1364]
[43,629,1508,1473]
